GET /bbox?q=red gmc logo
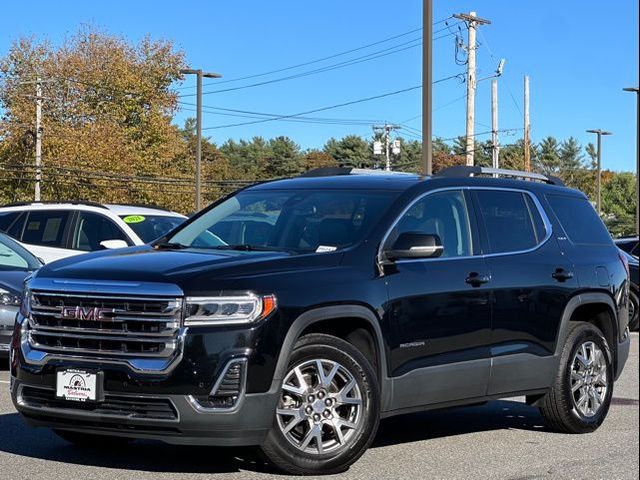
[60,306,114,321]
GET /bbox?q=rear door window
[476,190,543,254]
[546,194,612,245]
[0,212,21,232]
[22,210,71,248]
[73,212,130,251]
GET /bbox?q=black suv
[9,167,631,475]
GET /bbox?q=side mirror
[99,239,129,250]
[384,232,443,261]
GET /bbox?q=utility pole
[35,77,42,201]
[586,129,613,215]
[524,75,531,172]
[422,0,433,175]
[373,124,401,171]
[180,68,221,211]
[623,87,639,235]
[491,79,499,169]
[454,12,491,166]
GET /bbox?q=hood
[0,269,32,295]
[35,245,343,288]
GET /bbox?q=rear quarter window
[546,194,612,246]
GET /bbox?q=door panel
[383,189,492,408]
[471,189,577,395]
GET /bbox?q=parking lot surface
[0,334,637,480]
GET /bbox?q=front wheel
[261,333,380,475]
[539,322,613,433]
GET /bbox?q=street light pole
[422,0,433,176]
[586,129,613,216]
[180,68,221,211]
[623,87,639,235]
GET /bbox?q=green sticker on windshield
[123,215,146,224]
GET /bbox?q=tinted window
[546,194,612,245]
[391,190,473,258]
[0,212,20,232]
[170,190,398,253]
[73,212,130,251]
[2,212,26,240]
[119,215,184,243]
[477,190,541,254]
[0,234,41,271]
[22,211,70,248]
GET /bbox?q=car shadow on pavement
[0,399,553,475]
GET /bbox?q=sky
[1,0,638,172]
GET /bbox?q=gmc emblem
[60,306,114,321]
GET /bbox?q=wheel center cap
[312,399,325,414]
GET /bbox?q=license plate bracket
[55,369,104,402]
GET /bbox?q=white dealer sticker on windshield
[316,245,337,253]
[56,370,97,402]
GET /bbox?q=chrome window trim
[187,357,248,414]
[377,186,553,272]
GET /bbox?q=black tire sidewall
[629,288,639,331]
[262,334,380,475]
[562,325,614,431]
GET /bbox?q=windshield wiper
[154,241,189,250]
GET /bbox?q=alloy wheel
[570,341,609,418]
[276,358,363,455]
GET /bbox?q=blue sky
[2,0,638,172]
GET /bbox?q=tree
[323,135,372,168]
[0,26,188,210]
[266,136,302,177]
[602,172,637,236]
[535,136,561,174]
[301,150,338,171]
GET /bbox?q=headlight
[0,288,21,307]
[184,293,277,326]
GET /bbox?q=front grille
[20,386,178,421]
[27,291,182,359]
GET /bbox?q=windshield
[168,189,398,253]
[0,234,41,271]
[120,215,185,243]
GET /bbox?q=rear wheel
[261,333,380,475]
[539,322,613,433]
[53,429,132,448]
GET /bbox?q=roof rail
[299,167,415,178]
[435,166,565,186]
[0,200,109,209]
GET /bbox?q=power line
[179,29,459,98]
[201,74,462,131]
[175,17,457,91]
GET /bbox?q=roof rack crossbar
[435,166,565,186]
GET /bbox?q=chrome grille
[27,291,182,359]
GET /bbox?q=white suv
[0,202,186,263]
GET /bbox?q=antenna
[496,59,506,76]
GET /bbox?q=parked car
[0,202,186,263]
[10,167,631,475]
[619,249,639,330]
[0,233,41,357]
[615,236,638,258]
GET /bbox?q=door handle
[465,272,490,287]
[552,268,574,282]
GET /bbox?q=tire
[539,322,614,433]
[261,333,380,475]
[628,287,639,331]
[53,429,133,448]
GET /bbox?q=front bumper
[11,378,279,446]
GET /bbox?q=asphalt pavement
[0,334,637,480]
